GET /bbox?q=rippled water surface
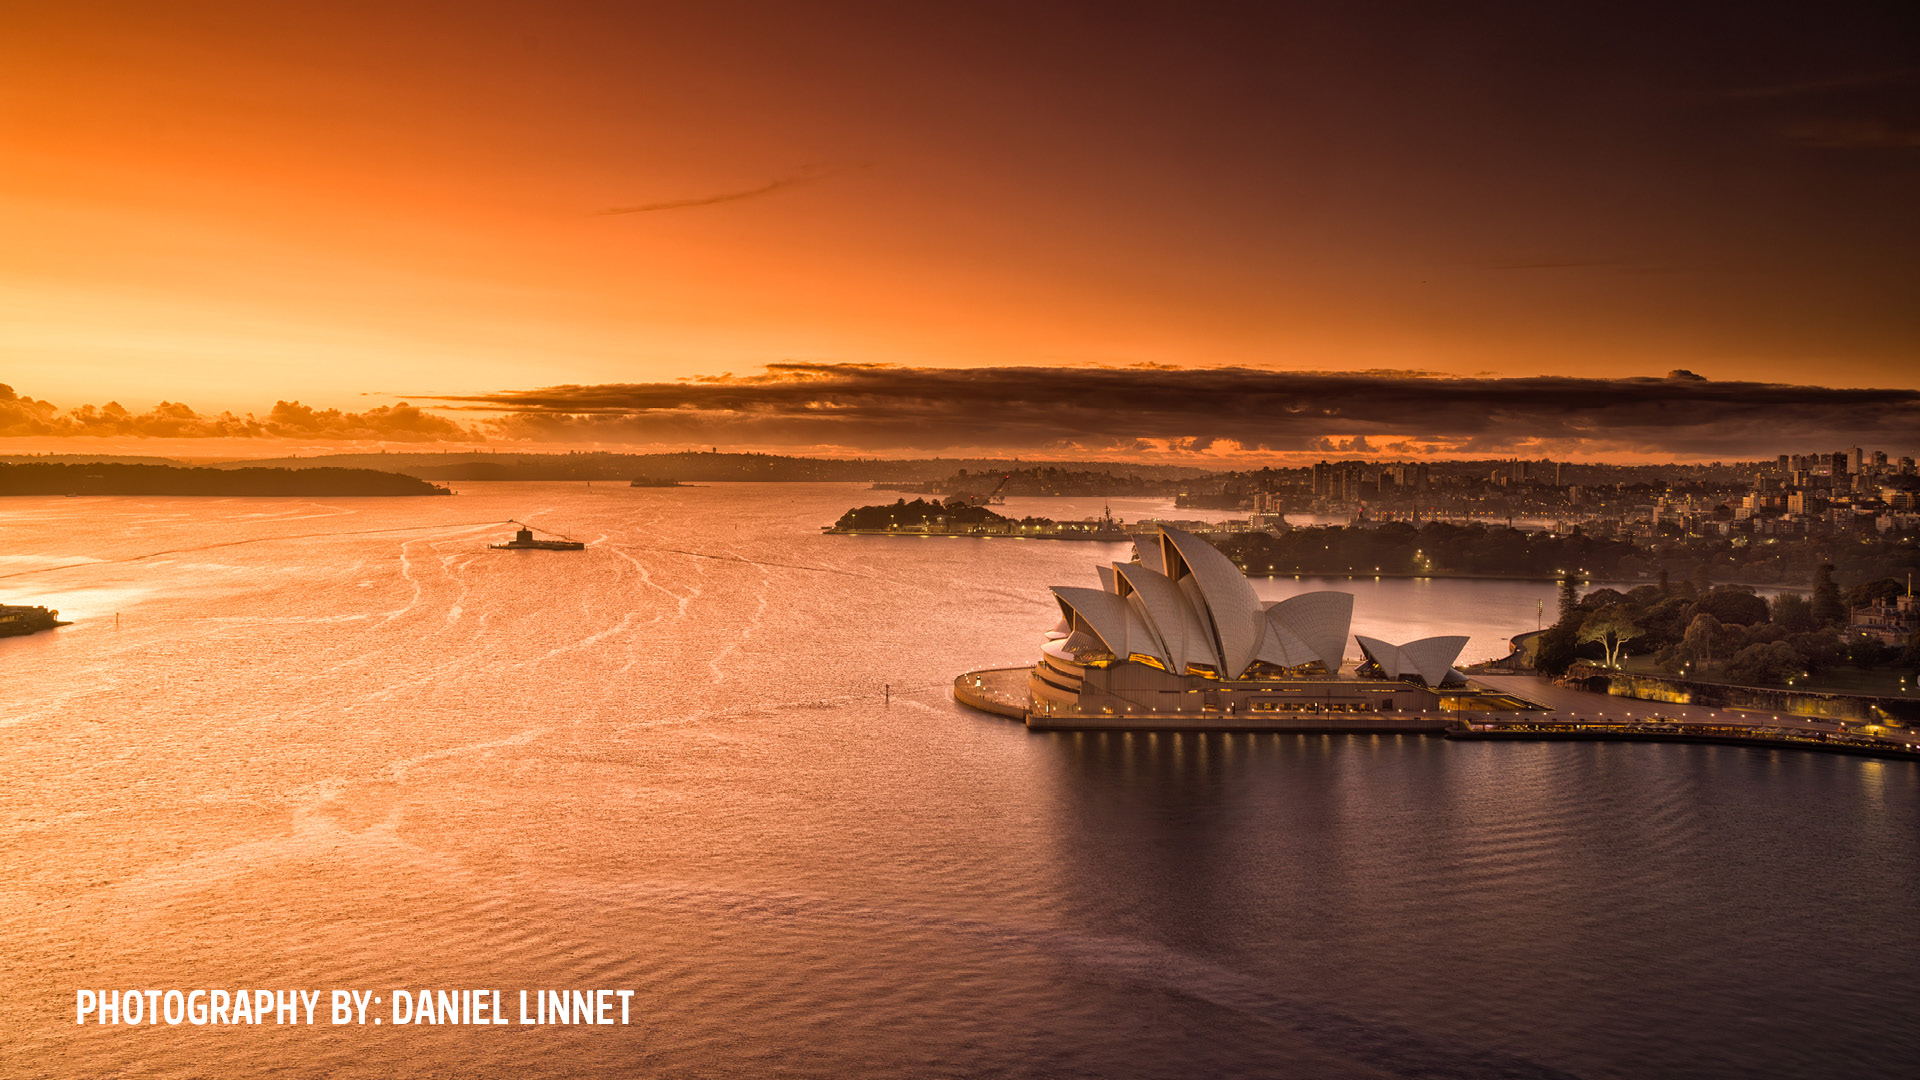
[3,483,1916,1079]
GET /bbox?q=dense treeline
[0,463,450,496]
[1533,568,1920,684]
[1638,534,1920,586]
[1215,521,1641,578]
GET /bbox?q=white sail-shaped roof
[1254,612,1317,669]
[1114,562,1198,674]
[1133,533,1167,575]
[1118,594,1171,668]
[1160,527,1266,678]
[1045,530,1381,683]
[1355,635,1468,687]
[1052,586,1133,658]
[1263,591,1354,673]
[1175,576,1224,672]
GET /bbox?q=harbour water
[3,483,1916,1079]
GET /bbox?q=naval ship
[489,521,586,551]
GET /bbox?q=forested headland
[0,463,450,496]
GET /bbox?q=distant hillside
[0,463,450,496]
[213,451,1215,483]
[1,454,187,465]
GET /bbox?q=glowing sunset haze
[3,2,1914,459]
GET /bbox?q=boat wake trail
[0,521,507,581]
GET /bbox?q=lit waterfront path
[955,667,1919,757]
[1472,674,1859,735]
[1470,674,1920,759]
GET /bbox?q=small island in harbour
[824,498,1129,541]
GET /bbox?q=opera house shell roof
[1045,526,1465,687]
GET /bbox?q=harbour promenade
[1458,675,1920,760]
[955,666,1451,734]
[955,667,1920,759]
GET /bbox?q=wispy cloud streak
[597,166,827,215]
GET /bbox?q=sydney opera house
[977,527,1473,731]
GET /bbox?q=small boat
[489,521,585,551]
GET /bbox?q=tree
[1850,638,1898,670]
[1533,624,1581,676]
[1624,584,1663,607]
[1847,578,1903,611]
[1769,593,1816,635]
[1579,604,1643,668]
[1557,574,1579,624]
[1691,587,1769,626]
[1726,641,1806,686]
[1812,564,1845,626]
[1579,587,1628,612]
[1787,630,1845,675]
[1684,613,1723,671]
[1637,596,1694,646]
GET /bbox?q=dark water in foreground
[3,483,1916,1079]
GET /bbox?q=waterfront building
[1853,593,1917,646]
[1024,527,1468,729]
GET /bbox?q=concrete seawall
[1027,712,1450,734]
[954,666,1452,733]
[952,668,1032,720]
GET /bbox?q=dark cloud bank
[0,385,466,441]
[9,367,1918,459]
[424,364,1920,459]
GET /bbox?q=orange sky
[2,2,1915,455]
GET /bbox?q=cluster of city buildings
[1279,448,1918,540]
[1658,446,1920,538]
